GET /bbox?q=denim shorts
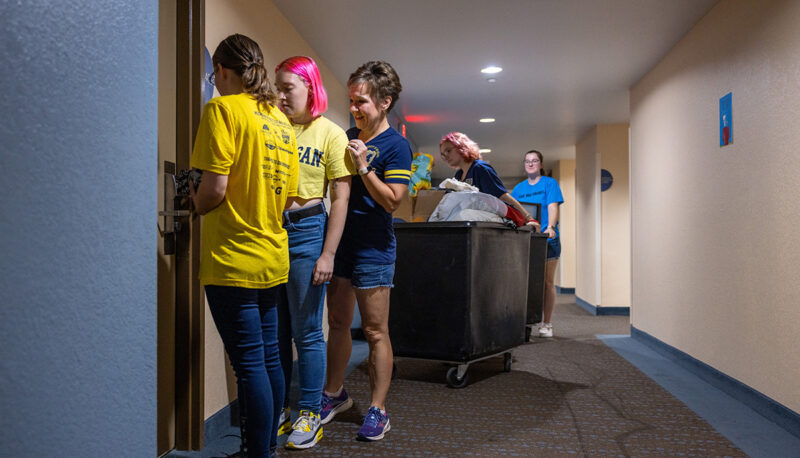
[547,237,561,260]
[333,259,395,289]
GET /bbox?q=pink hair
[440,132,481,162]
[275,56,328,117]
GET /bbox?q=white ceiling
[273,0,718,178]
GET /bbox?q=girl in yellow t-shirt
[190,34,298,458]
[272,56,354,450]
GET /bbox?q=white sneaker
[538,323,553,338]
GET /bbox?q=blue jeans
[205,285,285,458]
[333,259,395,289]
[278,206,327,413]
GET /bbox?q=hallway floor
[167,294,800,457]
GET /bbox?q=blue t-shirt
[454,160,507,198]
[511,176,564,238]
[338,126,412,264]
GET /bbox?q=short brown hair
[347,61,402,112]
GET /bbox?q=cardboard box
[412,189,447,222]
[393,189,447,222]
[393,192,414,222]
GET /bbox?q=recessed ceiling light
[481,66,503,74]
[486,77,497,83]
[479,148,491,153]
[479,118,495,123]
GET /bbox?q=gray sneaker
[539,322,553,338]
[285,410,323,450]
[277,407,292,436]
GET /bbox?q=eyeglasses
[205,71,215,87]
[524,160,540,165]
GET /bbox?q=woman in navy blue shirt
[320,61,412,442]
[440,131,539,228]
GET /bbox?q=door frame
[175,0,205,450]
[158,0,206,453]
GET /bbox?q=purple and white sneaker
[319,388,353,424]
[357,406,391,441]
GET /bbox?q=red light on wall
[402,123,406,137]
[405,114,438,123]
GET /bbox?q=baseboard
[575,295,630,316]
[205,399,239,442]
[597,307,629,316]
[556,286,575,294]
[575,295,596,314]
[631,326,800,439]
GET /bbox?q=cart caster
[446,366,469,388]
[525,326,532,342]
[503,352,512,372]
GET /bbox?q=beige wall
[575,129,601,305]
[203,0,351,420]
[630,0,800,413]
[575,124,630,308]
[599,124,630,307]
[553,159,576,289]
[206,0,350,127]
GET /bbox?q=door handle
[159,161,192,254]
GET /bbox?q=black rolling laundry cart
[526,233,550,340]
[389,221,531,388]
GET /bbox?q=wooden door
[157,0,205,455]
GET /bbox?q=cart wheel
[525,326,532,342]
[503,353,512,372]
[392,362,398,380]
[446,367,469,389]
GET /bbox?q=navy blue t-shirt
[454,160,507,198]
[338,126,412,264]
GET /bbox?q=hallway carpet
[298,296,745,456]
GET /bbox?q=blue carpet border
[630,325,800,439]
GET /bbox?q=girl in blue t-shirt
[510,150,565,338]
[439,132,539,228]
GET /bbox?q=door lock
[159,161,192,254]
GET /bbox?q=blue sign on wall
[720,92,733,146]
[202,47,214,104]
[601,169,613,192]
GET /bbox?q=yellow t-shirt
[292,116,355,199]
[190,93,299,289]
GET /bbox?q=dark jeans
[546,237,561,259]
[205,285,285,458]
